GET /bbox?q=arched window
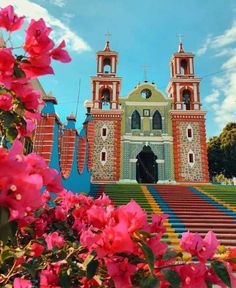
[180,59,188,75]
[101,88,111,110]
[182,89,191,110]
[131,110,141,129]
[103,58,111,73]
[152,110,162,130]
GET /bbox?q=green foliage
[162,268,181,288]
[207,122,236,179]
[212,260,231,288]
[138,241,155,272]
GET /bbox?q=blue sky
[2,0,236,138]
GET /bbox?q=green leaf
[59,269,71,288]
[228,257,236,264]
[212,260,231,288]
[138,242,155,272]
[6,127,18,142]
[162,249,181,260]
[162,268,180,288]
[86,259,98,280]
[137,229,155,238]
[1,247,15,263]
[206,280,214,288]
[21,262,37,278]
[140,275,159,288]
[13,64,26,78]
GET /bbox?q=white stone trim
[156,159,164,163]
[176,83,180,102]
[122,135,173,141]
[112,82,116,101]
[176,58,180,74]
[125,102,169,107]
[95,82,99,100]
[190,58,193,74]
[188,149,195,168]
[193,83,197,102]
[101,125,108,141]
[186,124,193,142]
[112,57,115,73]
[100,147,107,166]
[99,56,102,73]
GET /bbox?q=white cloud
[196,35,212,56]
[199,19,236,132]
[0,0,91,53]
[204,89,219,103]
[211,20,236,48]
[49,0,66,8]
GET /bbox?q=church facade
[86,41,209,184]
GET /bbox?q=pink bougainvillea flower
[96,220,135,257]
[107,258,136,288]
[23,18,54,56]
[197,231,218,262]
[0,48,15,87]
[51,40,71,63]
[115,200,147,233]
[13,277,32,288]
[227,247,236,270]
[177,263,207,288]
[86,204,112,228]
[147,234,167,257]
[149,213,168,233]
[31,242,45,257]
[40,263,60,287]
[0,5,25,32]
[54,205,67,221]
[20,54,54,78]
[20,89,40,110]
[17,118,36,137]
[44,231,65,250]
[0,93,13,111]
[180,231,203,256]
[0,140,43,220]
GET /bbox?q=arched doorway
[136,146,158,183]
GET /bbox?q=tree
[220,123,236,178]
[207,136,224,179]
[207,122,236,179]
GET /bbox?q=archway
[136,146,158,183]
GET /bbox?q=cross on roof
[105,31,111,42]
[177,33,183,43]
[142,64,149,81]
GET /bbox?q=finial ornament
[142,64,149,81]
[177,33,184,53]
[177,33,183,43]
[105,31,111,42]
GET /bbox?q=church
[85,40,209,184]
[32,39,209,189]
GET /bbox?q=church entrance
[136,146,158,183]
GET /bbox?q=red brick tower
[87,41,122,182]
[167,40,209,183]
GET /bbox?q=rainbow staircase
[89,184,236,247]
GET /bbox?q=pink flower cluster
[9,191,236,288]
[0,139,63,220]
[0,5,236,288]
[0,5,71,138]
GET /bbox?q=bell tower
[87,40,122,182]
[167,40,209,183]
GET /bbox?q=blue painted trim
[189,187,236,220]
[147,185,186,229]
[62,133,91,194]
